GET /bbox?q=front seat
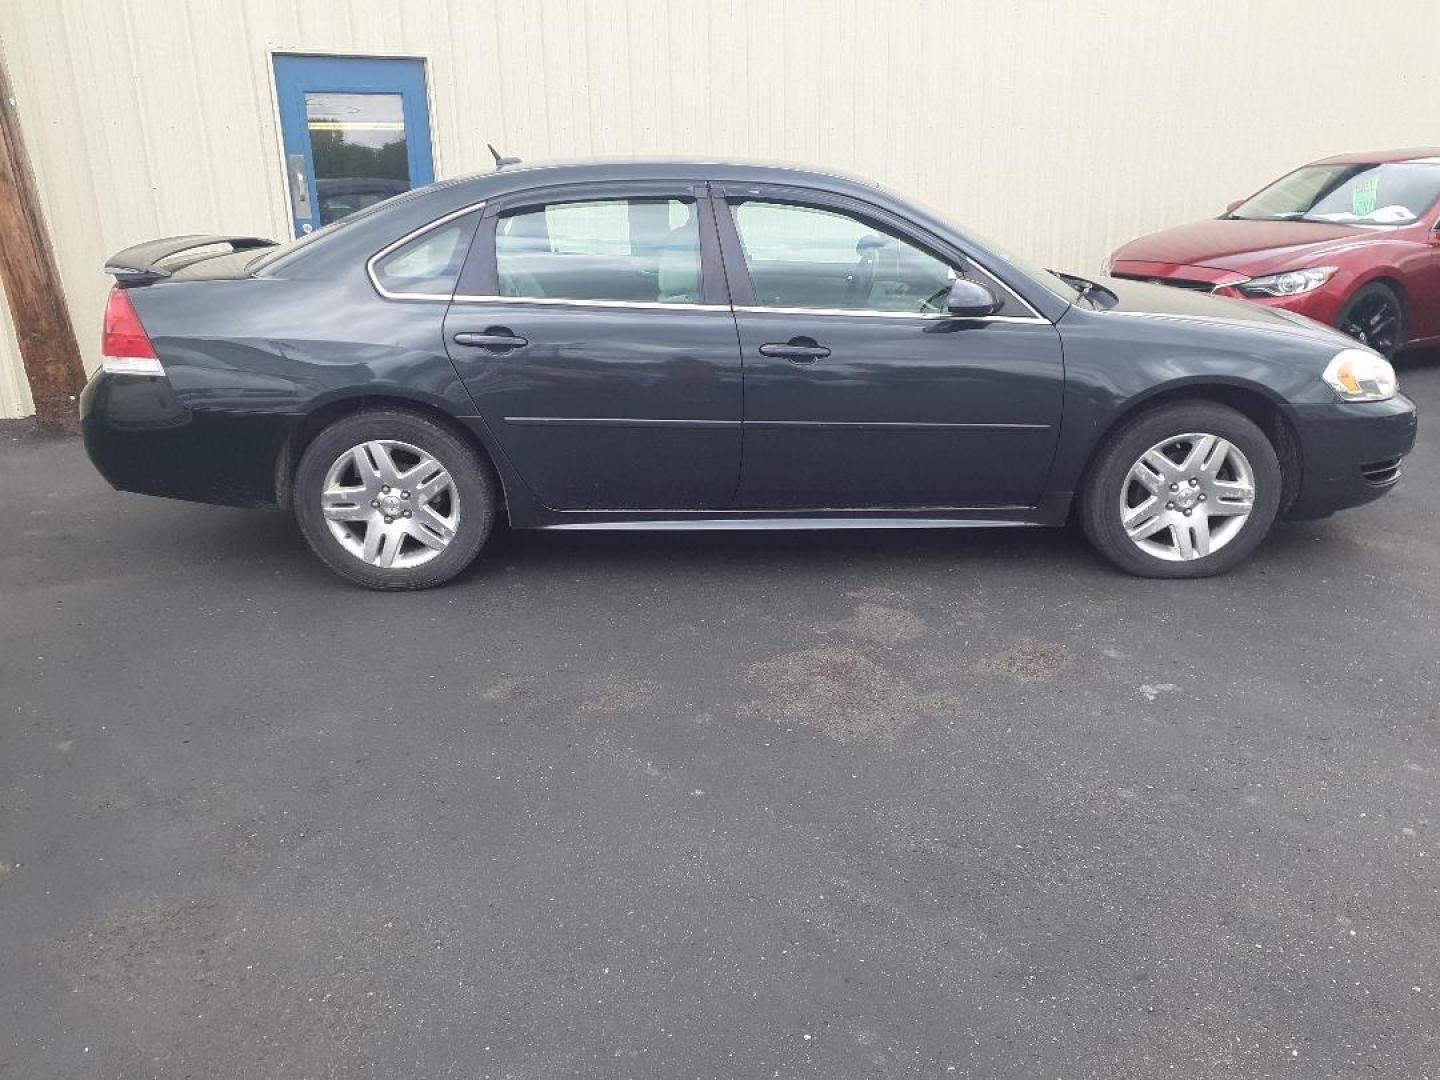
[656,222,702,304]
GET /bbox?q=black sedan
[82,160,1418,589]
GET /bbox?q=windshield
[1229,162,1440,226]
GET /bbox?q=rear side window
[372,212,480,297]
[495,198,701,304]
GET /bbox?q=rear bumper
[80,370,296,508]
[1283,394,1418,519]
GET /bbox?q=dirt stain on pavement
[583,674,664,712]
[479,673,539,703]
[979,640,1069,681]
[748,646,941,743]
[57,902,218,1010]
[836,603,927,645]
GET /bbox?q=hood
[1111,218,1374,275]
[1090,275,1356,348]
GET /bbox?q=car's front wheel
[293,409,497,590]
[1080,402,1282,578]
[1337,282,1405,359]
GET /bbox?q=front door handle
[759,339,832,363]
[453,328,529,351]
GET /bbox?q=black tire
[1079,401,1282,579]
[1336,282,1405,359]
[293,409,497,590]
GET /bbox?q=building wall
[2,0,1438,418]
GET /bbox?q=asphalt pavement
[2,360,1438,1079]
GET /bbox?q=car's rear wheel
[293,410,496,590]
[1080,402,1282,578]
[1337,282,1405,358]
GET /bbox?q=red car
[1109,148,1440,357]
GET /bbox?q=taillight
[100,286,164,376]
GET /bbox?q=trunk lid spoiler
[104,234,278,285]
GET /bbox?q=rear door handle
[759,341,831,363]
[453,329,529,351]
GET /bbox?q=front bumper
[1109,261,1345,324]
[80,370,297,508]
[1283,393,1418,519]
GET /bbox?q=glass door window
[305,92,411,225]
[274,56,434,236]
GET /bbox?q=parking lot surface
[2,361,1438,1079]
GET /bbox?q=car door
[444,183,742,510]
[713,184,1065,509]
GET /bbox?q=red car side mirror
[1223,199,1243,215]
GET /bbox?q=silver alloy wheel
[1120,432,1256,561]
[320,440,460,569]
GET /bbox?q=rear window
[249,177,476,274]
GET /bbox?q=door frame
[442,180,745,511]
[709,181,1063,510]
[268,51,438,238]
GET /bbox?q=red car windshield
[1229,162,1440,226]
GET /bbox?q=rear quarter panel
[105,270,477,507]
[130,273,472,414]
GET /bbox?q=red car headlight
[1234,267,1337,298]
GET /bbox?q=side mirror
[945,277,1002,317]
[1223,198,1243,215]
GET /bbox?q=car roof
[254,158,894,273]
[1311,147,1440,166]
[466,155,878,181]
[444,156,888,198]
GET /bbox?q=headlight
[1323,348,1397,402]
[1235,266,1337,297]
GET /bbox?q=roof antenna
[488,143,521,170]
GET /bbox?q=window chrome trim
[452,295,731,312]
[448,295,1045,321]
[731,305,1046,323]
[366,200,487,301]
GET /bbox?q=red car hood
[1111,219,1371,274]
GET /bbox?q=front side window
[372,212,478,296]
[732,201,957,313]
[495,198,702,304]
[1230,163,1440,226]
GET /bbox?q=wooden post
[0,45,85,432]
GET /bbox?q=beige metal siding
[0,294,33,418]
[2,0,1439,418]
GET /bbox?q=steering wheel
[917,274,956,314]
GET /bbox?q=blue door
[273,55,435,237]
